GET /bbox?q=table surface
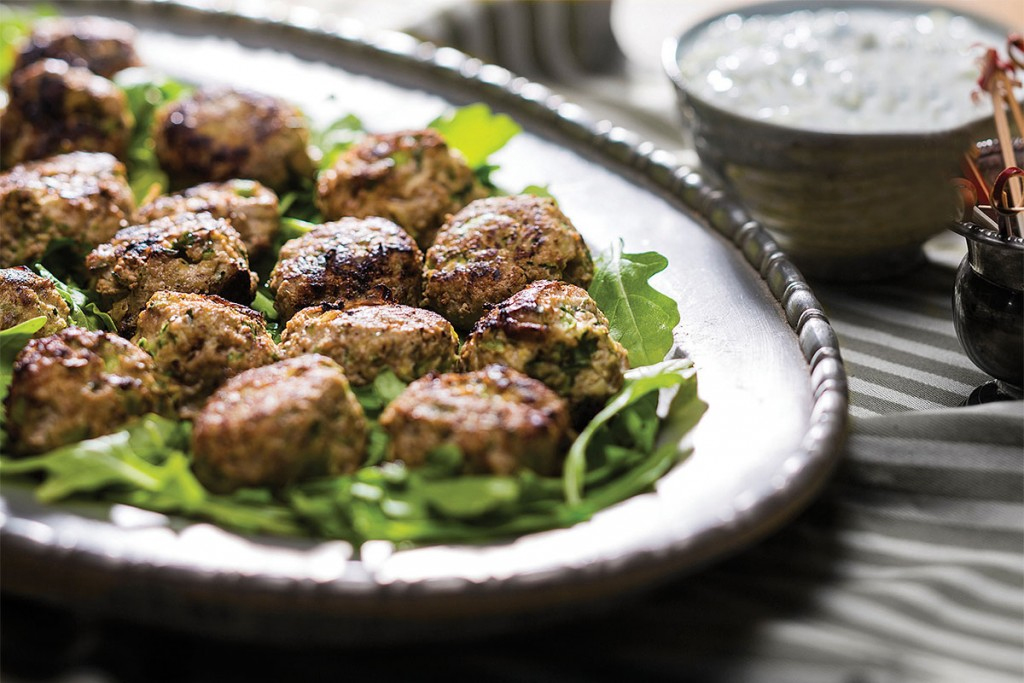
[3,2,1022,682]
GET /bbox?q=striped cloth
[4,3,1021,683]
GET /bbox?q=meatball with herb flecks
[153,86,315,192]
[86,212,258,335]
[191,354,367,493]
[0,151,135,267]
[132,291,278,415]
[135,179,280,258]
[315,129,487,249]
[280,303,458,386]
[0,267,71,337]
[1,59,133,169]
[268,217,423,321]
[380,365,571,476]
[460,280,628,422]
[4,327,168,455]
[422,194,594,330]
[11,15,141,80]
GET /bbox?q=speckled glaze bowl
[663,1,1010,281]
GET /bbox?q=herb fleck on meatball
[460,280,628,422]
[0,59,133,169]
[136,179,280,258]
[422,194,594,330]
[0,151,135,267]
[86,212,258,335]
[315,129,486,249]
[380,365,571,476]
[280,303,458,386]
[0,267,71,338]
[11,15,141,79]
[153,86,315,191]
[4,327,167,455]
[268,217,423,321]
[132,291,278,415]
[191,354,367,493]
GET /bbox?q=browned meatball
[460,280,628,421]
[4,327,167,455]
[422,195,594,330]
[153,87,315,191]
[0,151,135,267]
[11,16,141,79]
[268,217,423,321]
[135,179,280,258]
[191,355,367,493]
[315,129,486,249]
[0,267,71,337]
[86,212,258,334]
[280,303,458,386]
[132,291,278,414]
[0,59,133,169]
[380,365,571,476]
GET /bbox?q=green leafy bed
[0,14,705,546]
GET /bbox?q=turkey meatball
[153,86,314,191]
[135,179,280,258]
[11,16,141,79]
[380,365,571,476]
[280,303,458,386]
[422,195,594,329]
[460,280,628,421]
[86,212,258,334]
[0,267,71,337]
[191,355,367,493]
[0,151,135,267]
[132,291,278,414]
[1,59,133,169]
[4,327,167,455]
[315,129,486,249]
[268,217,423,321]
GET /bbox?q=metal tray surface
[0,0,849,643]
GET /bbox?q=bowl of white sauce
[664,1,1017,280]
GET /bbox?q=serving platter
[0,0,848,643]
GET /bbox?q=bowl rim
[662,0,1016,142]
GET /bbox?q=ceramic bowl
[663,0,1012,281]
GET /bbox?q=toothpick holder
[950,219,1024,403]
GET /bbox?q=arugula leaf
[563,359,699,504]
[34,265,116,332]
[115,69,191,202]
[428,103,521,169]
[0,415,189,502]
[353,370,408,416]
[590,240,680,367]
[311,113,365,170]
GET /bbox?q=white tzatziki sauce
[677,7,1011,133]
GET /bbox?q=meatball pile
[3,14,650,496]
